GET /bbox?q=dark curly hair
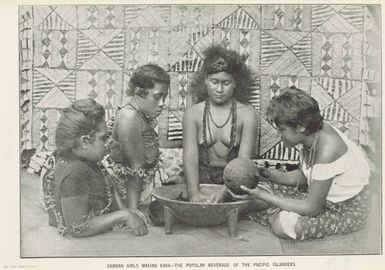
[190,45,252,104]
[126,64,170,97]
[55,98,105,154]
[266,87,323,135]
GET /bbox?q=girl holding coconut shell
[230,87,371,240]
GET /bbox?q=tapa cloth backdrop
[19,4,380,161]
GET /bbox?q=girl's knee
[271,216,287,239]
[271,211,303,240]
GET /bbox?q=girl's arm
[266,169,308,187]
[61,195,148,237]
[237,107,258,159]
[116,109,145,209]
[249,178,333,216]
[183,107,207,202]
[241,141,339,216]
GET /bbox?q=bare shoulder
[236,101,257,121]
[115,106,142,129]
[183,102,204,122]
[317,124,348,164]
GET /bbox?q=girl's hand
[124,210,148,236]
[228,185,262,200]
[189,191,211,203]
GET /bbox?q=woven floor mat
[280,233,380,255]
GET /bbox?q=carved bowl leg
[226,208,240,237]
[164,205,175,234]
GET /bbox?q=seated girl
[105,64,172,212]
[230,87,371,240]
[46,98,148,237]
[183,45,259,203]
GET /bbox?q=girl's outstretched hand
[228,185,261,200]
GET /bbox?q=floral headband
[208,57,229,73]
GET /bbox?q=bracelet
[129,209,150,227]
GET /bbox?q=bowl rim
[152,184,251,206]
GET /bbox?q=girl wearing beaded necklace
[230,87,371,240]
[183,45,261,203]
[45,98,148,237]
[105,64,172,216]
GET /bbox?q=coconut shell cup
[223,158,260,195]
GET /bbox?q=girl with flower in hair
[230,87,371,240]
[47,98,148,237]
[183,45,261,203]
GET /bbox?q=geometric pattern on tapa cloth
[177,72,189,109]
[239,30,251,66]
[20,4,378,161]
[258,116,281,158]
[168,72,194,111]
[77,6,125,29]
[32,68,76,107]
[33,26,77,69]
[315,78,362,122]
[262,30,311,69]
[311,5,363,33]
[312,32,363,80]
[20,6,34,150]
[167,110,184,142]
[249,75,261,112]
[359,5,381,151]
[33,108,62,152]
[77,29,125,70]
[75,71,124,109]
[259,75,312,118]
[260,141,301,161]
[342,33,353,79]
[261,5,312,31]
[170,47,204,72]
[311,77,362,140]
[38,109,49,152]
[214,6,260,29]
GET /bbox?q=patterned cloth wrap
[38,148,184,233]
[102,154,166,207]
[41,153,115,236]
[102,148,185,202]
[247,182,370,240]
[159,148,184,177]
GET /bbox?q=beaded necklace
[208,101,233,128]
[202,98,237,164]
